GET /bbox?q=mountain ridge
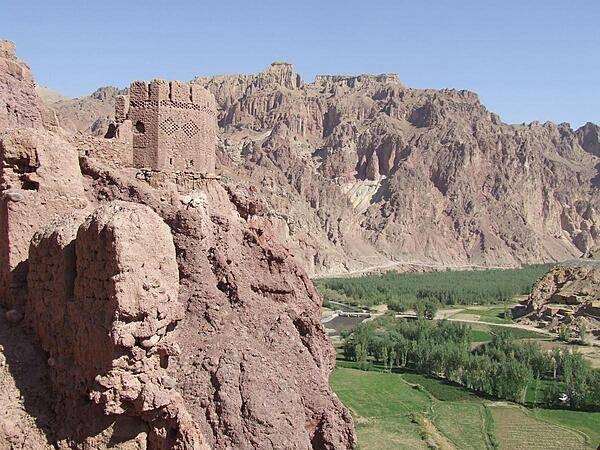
[39,62,600,276]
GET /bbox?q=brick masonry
[115,80,217,174]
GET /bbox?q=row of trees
[342,318,600,409]
[317,264,553,308]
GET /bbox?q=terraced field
[331,367,599,449]
[432,402,489,449]
[489,404,589,449]
[330,368,431,449]
[532,409,600,446]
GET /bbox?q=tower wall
[124,80,216,173]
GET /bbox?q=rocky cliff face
[192,63,600,274]
[0,128,89,309]
[0,41,355,449]
[47,62,600,275]
[0,40,59,132]
[79,158,355,449]
[0,40,44,130]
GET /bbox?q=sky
[2,0,599,127]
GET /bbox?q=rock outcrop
[0,40,44,130]
[80,158,356,449]
[0,40,59,132]
[516,265,600,340]
[26,201,207,448]
[0,41,355,449]
[0,128,88,309]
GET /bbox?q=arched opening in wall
[104,123,117,138]
[134,121,145,134]
[169,157,173,166]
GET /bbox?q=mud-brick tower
[115,80,217,173]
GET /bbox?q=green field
[331,366,600,449]
[467,322,550,340]
[489,404,589,449]
[432,402,489,449]
[532,409,600,447]
[401,372,478,402]
[330,368,431,449]
[453,306,514,324]
[469,328,494,342]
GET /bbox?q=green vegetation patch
[532,409,600,447]
[330,367,430,417]
[469,328,494,342]
[432,402,489,449]
[457,306,514,324]
[316,264,553,309]
[331,365,600,449]
[330,367,431,449]
[469,322,550,340]
[401,372,479,402]
[489,404,589,449]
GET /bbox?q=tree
[414,302,426,320]
[577,320,588,345]
[424,300,438,320]
[558,325,570,342]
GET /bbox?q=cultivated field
[330,368,431,449]
[331,367,600,449]
[489,404,589,449]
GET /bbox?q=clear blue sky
[3,0,599,127]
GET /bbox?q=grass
[532,409,600,447]
[432,402,489,449]
[456,306,514,324]
[469,328,494,342]
[401,372,479,402]
[524,379,565,405]
[331,365,599,449]
[467,322,550,340]
[330,367,430,417]
[330,367,431,449]
[488,404,589,449]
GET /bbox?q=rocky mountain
[45,85,127,136]
[35,84,67,104]
[0,41,355,449]
[0,40,58,131]
[516,265,600,341]
[196,63,600,274]
[45,62,600,276]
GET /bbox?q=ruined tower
[115,80,217,173]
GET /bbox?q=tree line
[317,264,553,310]
[342,316,600,409]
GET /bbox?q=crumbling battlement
[115,80,217,174]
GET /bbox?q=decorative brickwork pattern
[115,80,217,173]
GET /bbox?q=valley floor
[330,366,600,450]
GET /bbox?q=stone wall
[118,80,217,173]
[69,132,133,167]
